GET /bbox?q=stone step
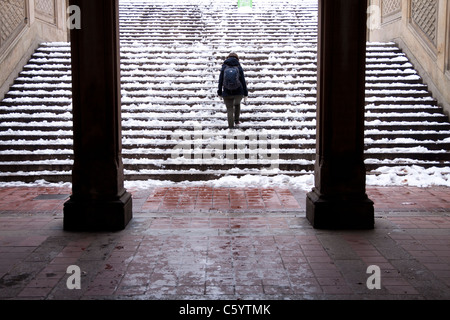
[10,72,426,86]
[0,153,73,162]
[0,140,448,155]
[6,83,430,96]
[2,97,438,108]
[2,152,450,168]
[0,173,73,183]
[364,161,448,171]
[119,30,318,36]
[1,159,449,183]
[22,57,330,66]
[0,169,312,183]
[2,132,449,149]
[0,159,444,176]
[2,153,450,177]
[1,120,449,132]
[4,87,434,100]
[18,62,421,78]
[0,129,449,144]
[1,111,447,125]
[12,77,425,89]
[1,129,448,143]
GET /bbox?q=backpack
[223,65,242,90]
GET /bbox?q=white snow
[2,166,449,190]
[367,166,450,188]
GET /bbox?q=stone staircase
[0,0,449,183]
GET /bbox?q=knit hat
[227,52,239,60]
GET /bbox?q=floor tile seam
[3,209,450,217]
[136,207,305,213]
[2,203,450,214]
[319,247,424,295]
[4,255,450,298]
[2,265,446,299]
[3,260,68,299]
[154,200,296,210]
[143,223,304,232]
[110,253,158,296]
[133,212,305,219]
[375,240,450,291]
[287,235,361,293]
[389,240,450,277]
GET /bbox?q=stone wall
[369,0,450,116]
[0,0,68,100]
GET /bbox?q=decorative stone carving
[447,5,450,71]
[0,0,26,51]
[411,0,438,47]
[381,0,401,17]
[381,0,402,24]
[35,0,56,25]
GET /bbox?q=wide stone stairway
[0,0,449,183]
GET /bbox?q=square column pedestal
[64,192,132,232]
[306,187,375,230]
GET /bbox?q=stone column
[64,0,132,231]
[306,0,374,229]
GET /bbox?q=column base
[306,189,374,230]
[63,191,133,232]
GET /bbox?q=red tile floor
[0,185,449,302]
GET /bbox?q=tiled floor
[0,185,449,302]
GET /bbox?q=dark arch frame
[63,0,374,231]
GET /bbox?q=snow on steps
[0,0,450,183]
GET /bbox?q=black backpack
[223,65,242,90]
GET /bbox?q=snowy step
[3,88,437,103]
[0,98,71,107]
[365,122,450,132]
[0,128,448,145]
[367,104,444,114]
[365,113,448,123]
[365,142,450,151]
[123,170,311,183]
[0,161,73,173]
[17,61,419,76]
[365,97,438,106]
[1,119,449,133]
[0,160,314,178]
[2,139,449,156]
[365,152,450,162]
[0,171,73,183]
[0,139,72,151]
[364,160,448,171]
[365,132,450,144]
[1,130,448,147]
[0,152,72,162]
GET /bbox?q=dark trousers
[223,95,243,128]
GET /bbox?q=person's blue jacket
[217,57,248,97]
